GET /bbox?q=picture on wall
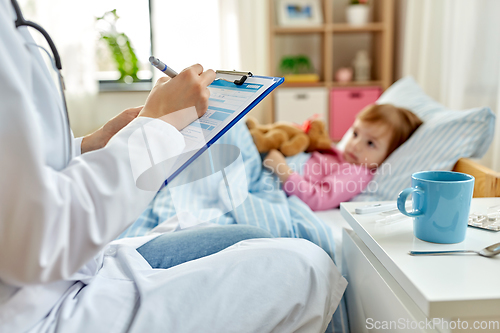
[276,0,323,26]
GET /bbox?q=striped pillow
[349,76,495,202]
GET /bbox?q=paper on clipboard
[181,74,275,151]
[164,74,281,184]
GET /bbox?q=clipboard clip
[215,70,253,85]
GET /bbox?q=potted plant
[346,0,370,26]
[96,9,140,84]
[279,55,319,83]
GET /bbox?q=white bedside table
[340,198,500,333]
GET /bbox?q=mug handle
[397,188,424,217]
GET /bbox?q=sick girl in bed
[264,104,423,211]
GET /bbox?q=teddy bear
[304,117,332,152]
[246,116,332,156]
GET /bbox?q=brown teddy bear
[246,116,332,156]
[304,118,332,152]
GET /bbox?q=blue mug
[397,171,475,244]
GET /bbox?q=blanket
[119,120,348,333]
[120,120,337,258]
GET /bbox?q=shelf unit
[269,0,395,123]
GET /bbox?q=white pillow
[339,76,496,202]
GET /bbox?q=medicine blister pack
[468,204,500,231]
[372,204,500,231]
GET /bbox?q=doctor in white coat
[0,0,347,332]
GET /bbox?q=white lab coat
[0,1,347,332]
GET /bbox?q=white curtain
[150,0,268,75]
[401,0,500,170]
[151,0,270,122]
[18,0,99,137]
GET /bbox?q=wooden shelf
[330,23,384,33]
[269,0,395,122]
[330,80,383,87]
[273,26,325,34]
[273,23,384,34]
[279,81,383,89]
[281,81,326,88]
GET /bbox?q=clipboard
[162,71,284,187]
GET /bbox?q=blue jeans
[137,225,273,269]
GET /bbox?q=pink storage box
[329,86,382,141]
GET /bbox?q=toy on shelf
[246,116,332,156]
[346,0,370,26]
[352,50,371,81]
[335,67,353,83]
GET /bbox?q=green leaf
[97,9,141,83]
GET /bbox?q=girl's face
[342,119,392,168]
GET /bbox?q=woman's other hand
[81,106,142,154]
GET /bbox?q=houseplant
[96,9,140,84]
[279,55,319,83]
[346,0,370,26]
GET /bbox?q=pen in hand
[149,56,178,78]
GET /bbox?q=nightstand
[340,198,500,333]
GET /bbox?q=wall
[393,0,498,170]
[393,0,407,81]
[236,0,271,124]
[69,91,149,137]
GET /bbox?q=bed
[453,158,500,198]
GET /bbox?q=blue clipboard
[163,73,284,187]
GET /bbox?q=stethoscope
[10,0,73,165]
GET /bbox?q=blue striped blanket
[119,120,349,333]
[120,120,337,259]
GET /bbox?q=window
[16,0,243,93]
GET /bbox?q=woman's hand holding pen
[139,63,216,129]
[80,64,215,154]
